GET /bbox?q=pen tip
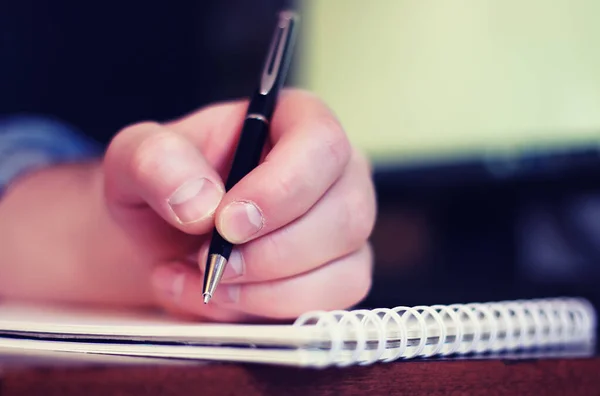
[203,293,211,304]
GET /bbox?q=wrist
[0,162,155,307]
[0,162,103,299]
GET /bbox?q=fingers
[164,89,353,244]
[151,244,373,320]
[102,90,375,322]
[165,99,248,177]
[104,122,225,234]
[215,90,353,244]
[151,263,251,323]
[197,150,376,284]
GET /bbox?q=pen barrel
[225,117,269,191]
[247,91,277,121]
[209,118,268,260]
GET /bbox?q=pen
[202,11,299,304]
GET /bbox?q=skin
[0,89,377,322]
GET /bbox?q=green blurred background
[297,0,600,164]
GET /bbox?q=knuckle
[272,167,310,205]
[129,128,175,182]
[319,116,351,170]
[105,121,159,163]
[343,246,373,306]
[103,122,163,195]
[274,170,299,197]
[280,87,319,103]
[342,187,377,251]
[112,121,159,148]
[282,88,337,121]
[122,120,160,135]
[282,89,351,171]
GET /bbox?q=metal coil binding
[293,297,596,367]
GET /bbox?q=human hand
[0,90,376,322]
[105,89,377,321]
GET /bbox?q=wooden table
[2,357,600,395]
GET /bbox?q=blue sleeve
[0,116,102,194]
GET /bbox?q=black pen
[202,11,299,303]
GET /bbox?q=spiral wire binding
[293,297,596,368]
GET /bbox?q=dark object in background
[0,0,293,144]
[364,149,600,347]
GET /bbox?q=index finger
[215,89,352,244]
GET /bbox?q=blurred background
[1,0,600,314]
[297,0,600,311]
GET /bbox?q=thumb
[103,122,225,235]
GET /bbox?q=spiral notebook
[0,297,596,367]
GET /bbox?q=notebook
[0,297,596,368]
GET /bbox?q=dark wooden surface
[2,357,600,395]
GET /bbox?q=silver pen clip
[259,11,298,95]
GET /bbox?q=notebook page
[0,337,321,367]
[0,302,500,348]
[0,343,190,367]
[0,302,321,347]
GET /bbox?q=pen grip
[225,118,269,191]
[209,118,269,259]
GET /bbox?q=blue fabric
[0,116,101,194]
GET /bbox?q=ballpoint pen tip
[203,293,211,304]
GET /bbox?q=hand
[0,90,376,322]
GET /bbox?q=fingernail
[222,249,244,280]
[167,178,223,224]
[214,284,240,303]
[219,201,264,243]
[152,266,186,301]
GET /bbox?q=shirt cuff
[0,116,101,194]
